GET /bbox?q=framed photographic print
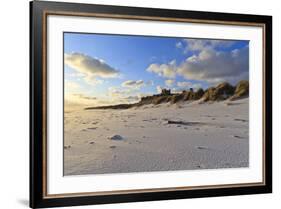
[30,0,272,208]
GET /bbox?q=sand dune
[64,98,249,176]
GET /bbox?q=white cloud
[108,87,129,97]
[191,83,203,89]
[177,81,202,90]
[146,60,177,78]
[156,86,162,94]
[183,39,235,52]
[65,80,81,93]
[67,72,85,78]
[65,52,119,78]
[123,96,140,103]
[65,82,143,107]
[107,87,141,104]
[121,80,144,89]
[171,88,182,94]
[71,94,96,100]
[108,86,139,98]
[177,46,249,84]
[176,42,183,49]
[146,80,154,86]
[65,93,98,106]
[149,42,248,85]
[165,79,175,87]
[83,76,104,86]
[121,79,154,89]
[177,81,192,88]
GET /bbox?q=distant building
[161,88,171,96]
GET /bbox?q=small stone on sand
[234,118,248,122]
[108,135,123,140]
[197,146,208,150]
[232,135,244,139]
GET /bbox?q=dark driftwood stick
[167,120,204,126]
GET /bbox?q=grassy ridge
[85,80,249,110]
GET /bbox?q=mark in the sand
[87,127,97,130]
[196,146,208,150]
[162,118,170,121]
[143,118,157,122]
[64,145,71,149]
[92,122,99,125]
[89,141,95,145]
[109,145,117,149]
[226,102,242,106]
[168,120,205,126]
[232,135,244,139]
[224,163,231,167]
[234,118,248,122]
[201,115,214,118]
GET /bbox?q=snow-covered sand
[64,98,249,175]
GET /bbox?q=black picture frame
[30,1,272,208]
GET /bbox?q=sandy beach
[64,98,249,176]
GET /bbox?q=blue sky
[64,32,249,106]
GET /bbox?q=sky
[64,32,249,107]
